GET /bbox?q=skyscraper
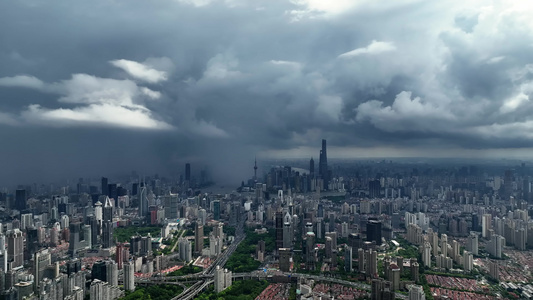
[482,214,492,239]
[7,229,23,269]
[178,238,192,262]
[305,232,316,271]
[318,139,328,188]
[367,220,382,245]
[195,223,204,254]
[69,222,81,257]
[345,246,353,272]
[138,183,147,219]
[309,157,315,177]
[185,163,191,182]
[124,262,135,291]
[33,249,51,292]
[279,248,291,272]
[103,197,113,222]
[15,189,26,211]
[504,170,513,200]
[467,232,479,255]
[102,221,113,249]
[214,266,232,293]
[275,212,283,251]
[283,222,292,248]
[107,184,118,202]
[408,285,426,300]
[101,177,108,196]
[213,200,221,221]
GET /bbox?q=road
[170,228,187,253]
[143,211,404,300]
[171,213,248,300]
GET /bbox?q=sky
[1,0,533,185]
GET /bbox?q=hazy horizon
[1,1,533,186]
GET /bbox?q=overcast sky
[1,0,533,185]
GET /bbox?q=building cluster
[0,161,239,300]
[1,140,533,299]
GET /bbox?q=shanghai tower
[318,139,328,188]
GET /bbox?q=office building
[101,177,108,196]
[367,220,382,245]
[101,221,113,249]
[345,246,353,272]
[283,222,292,248]
[69,222,81,257]
[7,229,23,269]
[275,212,283,251]
[103,197,113,222]
[15,189,27,212]
[279,248,291,272]
[309,157,315,178]
[138,183,147,219]
[305,232,316,271]
[33,249,51,292]
[195,223,204,254]
[213,200,221,221]
[185,163,191,182]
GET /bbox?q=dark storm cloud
[1,0,533,185]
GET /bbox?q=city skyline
[2,1,533,299]
[1,1,533,184]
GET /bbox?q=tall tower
[309,158,314,177]
[185,163,191,182]
[318,139,328,188]
[253,158,258,181]
[138,182,147,219]
[504,170,513,200]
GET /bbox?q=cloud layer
[1,0,533,184]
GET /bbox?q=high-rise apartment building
[124,262,135,291]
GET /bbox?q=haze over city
[1,1,533,185]
[4,2,533,300]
